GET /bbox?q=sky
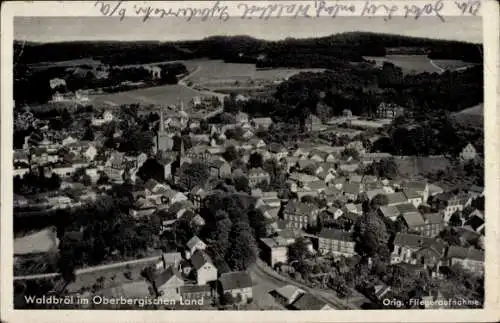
[14,16,482,43]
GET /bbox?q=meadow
[89,84,209,107]
[364,55,476,74]
[181,59,326,85]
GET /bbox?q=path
[429,60,446,73]
[14,255,161,281]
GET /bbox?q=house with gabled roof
[218,271,253,303]
[271,285,305,306]
[342,183,361,201]
[459,143,478,162]
[152,266,185,300]
[386,192,408,206]
[290,293,333,310]
[190,249,218,285]
[445,246,484,275]
[186,236,207,258]
[317,228,356,257]
[283,201,319,230]
[391,233,445,266]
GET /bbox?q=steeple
[159,106,165,132]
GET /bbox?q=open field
[14,227,59,256]
[364,55,476,74]
[431,59,478,71]
[395,156,452,178]
[88,84,209,107]
[28,58,102,70]
[182,59,326,85]
[452,103,483,128]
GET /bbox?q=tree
[248,152,263,169]
[211,210,232,258]
[179,162,210,190]
[352,212,390,260]
[138,159,165,182]
[342,148,360,160]
[223,146,239,163]
[287,237,310,264]
[233,176,250,193]
[371,194,389,209]
[449,212,463,227]
[225,221,258,270]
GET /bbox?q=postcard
[1,1,499,322]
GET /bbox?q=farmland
[88,83,220,107]
[364,55,476,75]
[181,59,326,87]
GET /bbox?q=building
[209,160,231,179]
[342,183,361,201]
[271,285,305,306]
[179,285,213,302]
[218,271,253,303]
[376,102,404,119]
[91,110,114,126]
[386,192,408,206]
[289,293,333,310]
[317,229,356,257]
[445,246,484,275]
[402,181,429,203]
[152,266,185,300]
[259,236,291,268]
[282,201,319,230]
[154,107,175,154]
[391,233,445,266]
[248,168,271,187]
[251,117,273,130]
[403,189,423,208]
[190,250,218,286]
[186,236,207,258]
[459,143,478,162]
[432,193,471,222]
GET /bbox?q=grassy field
[431,59,478,71]
[88,84,204,107]
[364,55,476,74]
[395,156,452,178]
[182,59,325,85]
[452,103,483,128]
[28,58,102,70]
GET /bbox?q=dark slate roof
[386,192,407,205]
[154,266,182,288]
[447,246,484,262]
[317,229,353,242]
[394,233,445,252]
[395,203,419,214]
[190,249,213,270]
[423,213,442,225]
[219,271,253,290]
[290,293,329,310]
[180,284,212,294]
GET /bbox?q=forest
[14,32,482,66]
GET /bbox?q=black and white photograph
[2,0,498,320]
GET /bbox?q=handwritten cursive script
[93,1,481,22]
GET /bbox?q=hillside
[14,32,483,67]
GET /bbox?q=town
[12,32,484,311]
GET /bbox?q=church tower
[155,106,174,154]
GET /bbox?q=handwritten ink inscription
[454,0,481,16]
[360,1,399,21]
[93,0,480,23]
[403,0,445,22]
[315,1,356,18]
[94,0,126,21]
[238,3,312,19]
